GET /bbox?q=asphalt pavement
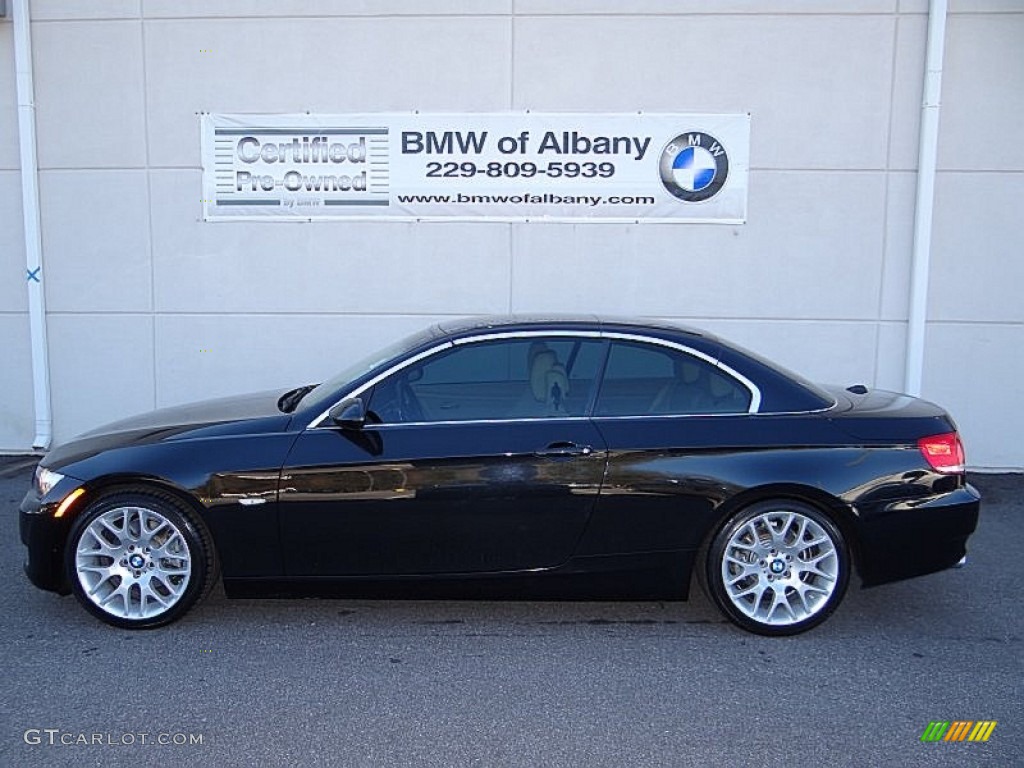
[0,457,1019,768]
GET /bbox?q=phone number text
[425,161,615,179]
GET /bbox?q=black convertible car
[21,316,980,635]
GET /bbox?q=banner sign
[201,113,749,223]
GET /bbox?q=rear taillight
[918,432,966,474]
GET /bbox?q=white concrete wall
[919,5,1024,470]
[0,0,1020,468]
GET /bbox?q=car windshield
[295,326,444,415]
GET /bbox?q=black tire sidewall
[706,499,850,636]
[65,491,209,629]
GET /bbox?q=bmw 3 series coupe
[21,316,980,635]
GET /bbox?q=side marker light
[54,488,86,518]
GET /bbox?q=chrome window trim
[362,416,593,429]
[453,330,603,344]
[317,409,833,431]
[308,328,764,429]
[359,412,752,429]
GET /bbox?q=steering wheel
[398,379,424,422]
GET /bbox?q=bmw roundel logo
[659,132,730,203]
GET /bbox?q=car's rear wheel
[705,499,850,636]
[66,488,216,629]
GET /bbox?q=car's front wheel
[65,488,216,629]
[705,499,850,636]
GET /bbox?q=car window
[367,337,605,423]
[594,341,751,416]
[298,326,442,415]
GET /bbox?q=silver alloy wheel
[720,508,839,626]
[75,505,192,620]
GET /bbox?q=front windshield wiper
[277,384,318,414]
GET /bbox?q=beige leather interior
[530,350,557,401]
[519,344,571,415]
[545,363,570,412]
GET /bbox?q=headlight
[35,466,65,497]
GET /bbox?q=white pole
[904,0,948,397]
[12,0,52,450]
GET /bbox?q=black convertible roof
[436,314,709,339]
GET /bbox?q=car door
[278,335,608,576]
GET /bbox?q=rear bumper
[20,490,72,595]
[856,483,981,587]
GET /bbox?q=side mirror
[328,397,366,430]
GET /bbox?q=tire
[704,499,850,636]
[65,487,217,629]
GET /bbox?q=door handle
[535,441,593,458]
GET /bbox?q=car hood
[44,389,292,470]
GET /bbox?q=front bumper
[857,483,981,587]
[20,489,73,595]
